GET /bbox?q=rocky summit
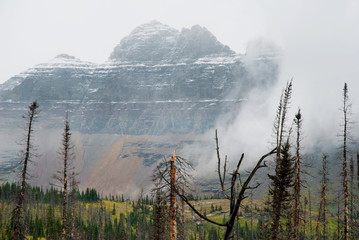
[0,21,279,196]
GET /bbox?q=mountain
[0,21,279,197]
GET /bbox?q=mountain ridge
[0,21,279,196]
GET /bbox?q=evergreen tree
[269,80,293,240]
[268,140,295,239]
[112,203,116,215]
[46,205,61,240]
[151,183,169,240]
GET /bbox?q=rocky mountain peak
[109,21,179,62]
[128,20,178,38]
[174,25,234,59]
[109,21,235,63]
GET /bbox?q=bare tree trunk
[337,191,341,240]
[61,115,70,240]
[349,156,354,238]
[315,154,328,240]
[178,187,186,240]
[323,161,328,240]
[309,189,313,239]
[293,109,302,240]
[98,200,104,240]
[51,113,76,240]
[342,83,349,240]
[250,191,254,240]
[304,196,307,238]
[170,151,177,240]
[13,101,39,240]
[68,170,79,240]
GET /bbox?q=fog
[181,1,359,175]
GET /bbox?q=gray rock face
[109,21,234,62]
[110,21,179,62]
[0,22,279,193]
[0,21,278,135]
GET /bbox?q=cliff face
[0,21,279,196]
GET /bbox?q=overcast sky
[1,0,357,82]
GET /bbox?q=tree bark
[13,101,39,240]
[342,83,349,240]
[293,109,302,240]
[170,150,177,240]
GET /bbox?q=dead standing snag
[159,131,276,240]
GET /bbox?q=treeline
[0,196,151,239]
[0,182,100,203]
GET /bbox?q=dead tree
[349,156,354,238]
[68,170,80,239]
[51,113,76,240]
[158,130,276,240]
[12,101,39,240]
[337,191,341,240]
[153,151,193,240]
[170,151,177,240]
[315,154,329,240]
[341,83,350,240]
[348,156,359,238]
[309,189,313,239]
[293,108,303,240]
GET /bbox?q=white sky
[0,0,355,83]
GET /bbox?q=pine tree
[151,186,168,240]
[268,139,295,239]
[269,80,293,240]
